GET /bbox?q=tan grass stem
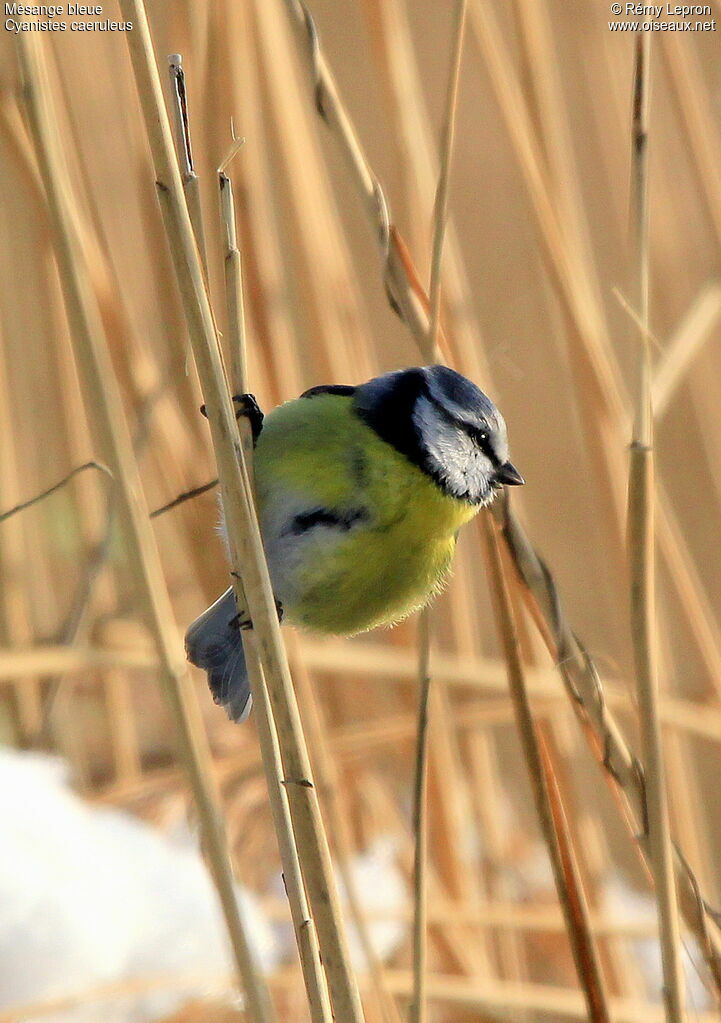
[287,640,405,1023]
[167,53,209,278]
[0,461,111,523]
[278,0,721,991]
[409,612,431,1023]
[627,35,685,1023]
[652,284,721,419]
[14,29,270,1019]
[469,0,721,719]
[218,156,332,1023]
[168,66,278,1023]
[7,967,721,1023]
[116,4,365,1020]
[427,0,467,359]
[410,6,468,1018]
[482,511,611,1023]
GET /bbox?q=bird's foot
[229,573,284,628]
[232,393,264,444]
[199,393,265,445]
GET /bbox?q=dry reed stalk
[242,643,333,1023]
[482,512,611,1023]
[427,0,467,357]
[652,284,721,419]
[362,1,539,980]
[361,0,488,394]
[0,645,158,677]
[251,0,374,386]
[223,0,305,399]
[0,84,219,609]
[300,637,721,744]
[287,637,404,1023]
[511,0,610,333]
[469,0,721,724]
[7,965,721,1023]
[115,4,365,1020]
[627,35,685,1022]
[466,0,629,559]
[167,53,209,278]
[363,776,499,979]
[409,613,431,1023]
[14,26,276,1021]
[0,461,110,524]
[410,6,467,1020]
[362,0,497,974]
[103,666,142,782]
[466,732,529,983]
[663,731,714,901]
[541,721,646,1000]
[218,168,248,394]
[423,683,490,954]
[218,155,331,1023]
[0,327,41,742]
[372,971,721,1023]
[276,0,721,991]
[260,894,661,939]
[279,0,450,363]
[0,109,118,762]
[660,34,721,251]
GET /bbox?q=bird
[185,365,524,722]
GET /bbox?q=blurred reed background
[1,1,721,1020]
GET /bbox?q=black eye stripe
[427,395,500,466]
[467,425,500,466]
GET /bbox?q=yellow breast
[254,392,479,635]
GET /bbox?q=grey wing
[184,587,252,723]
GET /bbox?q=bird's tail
[184,587,252,723]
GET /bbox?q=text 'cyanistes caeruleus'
[185,365,523,722]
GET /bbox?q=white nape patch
[412,395,495,503]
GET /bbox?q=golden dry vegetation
[1,1,721,1021]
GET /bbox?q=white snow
[0,750,277,1022]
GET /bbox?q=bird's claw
[232,393,264,444]
[199,393,265,445]
[228,575,284,631]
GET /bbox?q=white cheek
[413,398,461,463]
[413,396,496,501]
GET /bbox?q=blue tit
[185,365,523,722]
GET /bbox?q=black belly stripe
[286,506,369,536]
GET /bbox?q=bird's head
[354,365,524,506]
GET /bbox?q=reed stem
[116,4,365,1019]
[627,34,685,1023]
[15,29,267,1017]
